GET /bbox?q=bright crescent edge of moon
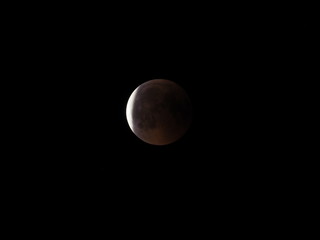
[126,87,138,132]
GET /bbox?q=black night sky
[11,4,311,236]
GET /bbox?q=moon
[126,79,192,145]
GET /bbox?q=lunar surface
[126,79,192,145]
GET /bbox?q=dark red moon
[126,79,192,145]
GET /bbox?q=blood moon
[126,79,192,145]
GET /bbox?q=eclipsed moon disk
[126,79,192,145]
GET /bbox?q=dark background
[7,3,312,236]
